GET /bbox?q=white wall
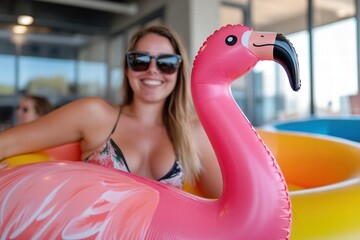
[110,0,221,63]
[188,0,221,61]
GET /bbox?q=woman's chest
[112,126,176,180]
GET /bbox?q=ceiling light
[17,15,34,25]
[13,25,28,34]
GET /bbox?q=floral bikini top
[84,107,184,189]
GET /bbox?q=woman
[0,25,222,198]
[16,95,53,124]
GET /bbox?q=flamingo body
[0,24,298,239]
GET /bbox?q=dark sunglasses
[126,51,182,74]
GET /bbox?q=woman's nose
[147,58,159,73]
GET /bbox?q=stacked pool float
[259,115,360,239]
[265,116,360,143]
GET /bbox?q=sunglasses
[126,51,182,74]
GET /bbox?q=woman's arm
[0,97,114,161]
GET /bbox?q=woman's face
[126,33,179,104]
[16,97,39,124]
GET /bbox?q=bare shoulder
[68,97,119,132]
[58,97,118,123]
[55,97,120,157]
[64,97,116,115]
[56,97,120,149]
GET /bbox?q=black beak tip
[275,34,301,92]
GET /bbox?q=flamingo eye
[225,35,237,46]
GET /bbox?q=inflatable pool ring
[0,24,300,239]
[41,141,81,161]
[185,129,360,239]
[263,116,360,143]
[4,153,50,167]
[257,129,360,239]
[2,142,81,168]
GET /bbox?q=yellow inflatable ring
[257,129,360,240]
[186,129,360,239]
[4,153,50,167]
[2,142,81,167]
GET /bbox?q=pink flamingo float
[0,24,300,239]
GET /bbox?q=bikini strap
[108,106,122,137]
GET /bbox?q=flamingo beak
[247,31,301,91]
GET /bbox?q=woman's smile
[141,79,163,86]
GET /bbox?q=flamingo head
[192,24,300,91]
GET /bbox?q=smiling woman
[0,25,222,199]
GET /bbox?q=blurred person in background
[16,95,53,124]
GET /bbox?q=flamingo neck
[192,82,281,205]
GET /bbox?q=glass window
[0,54,16,95]
[19,56,76,94]
[108,35,126,104]
[221,0,309,125]
[0,54,16,128]
[284,31,311,118]
[78,60,107,97]
[78,41,107,97]
[251,0,308,123]
[313,0,357,115]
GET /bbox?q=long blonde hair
[121,25,201,184]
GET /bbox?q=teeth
[142,80,162,86]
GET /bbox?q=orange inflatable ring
[2,142,81,168]
[257,129,360,240]
[4,153,50,167]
